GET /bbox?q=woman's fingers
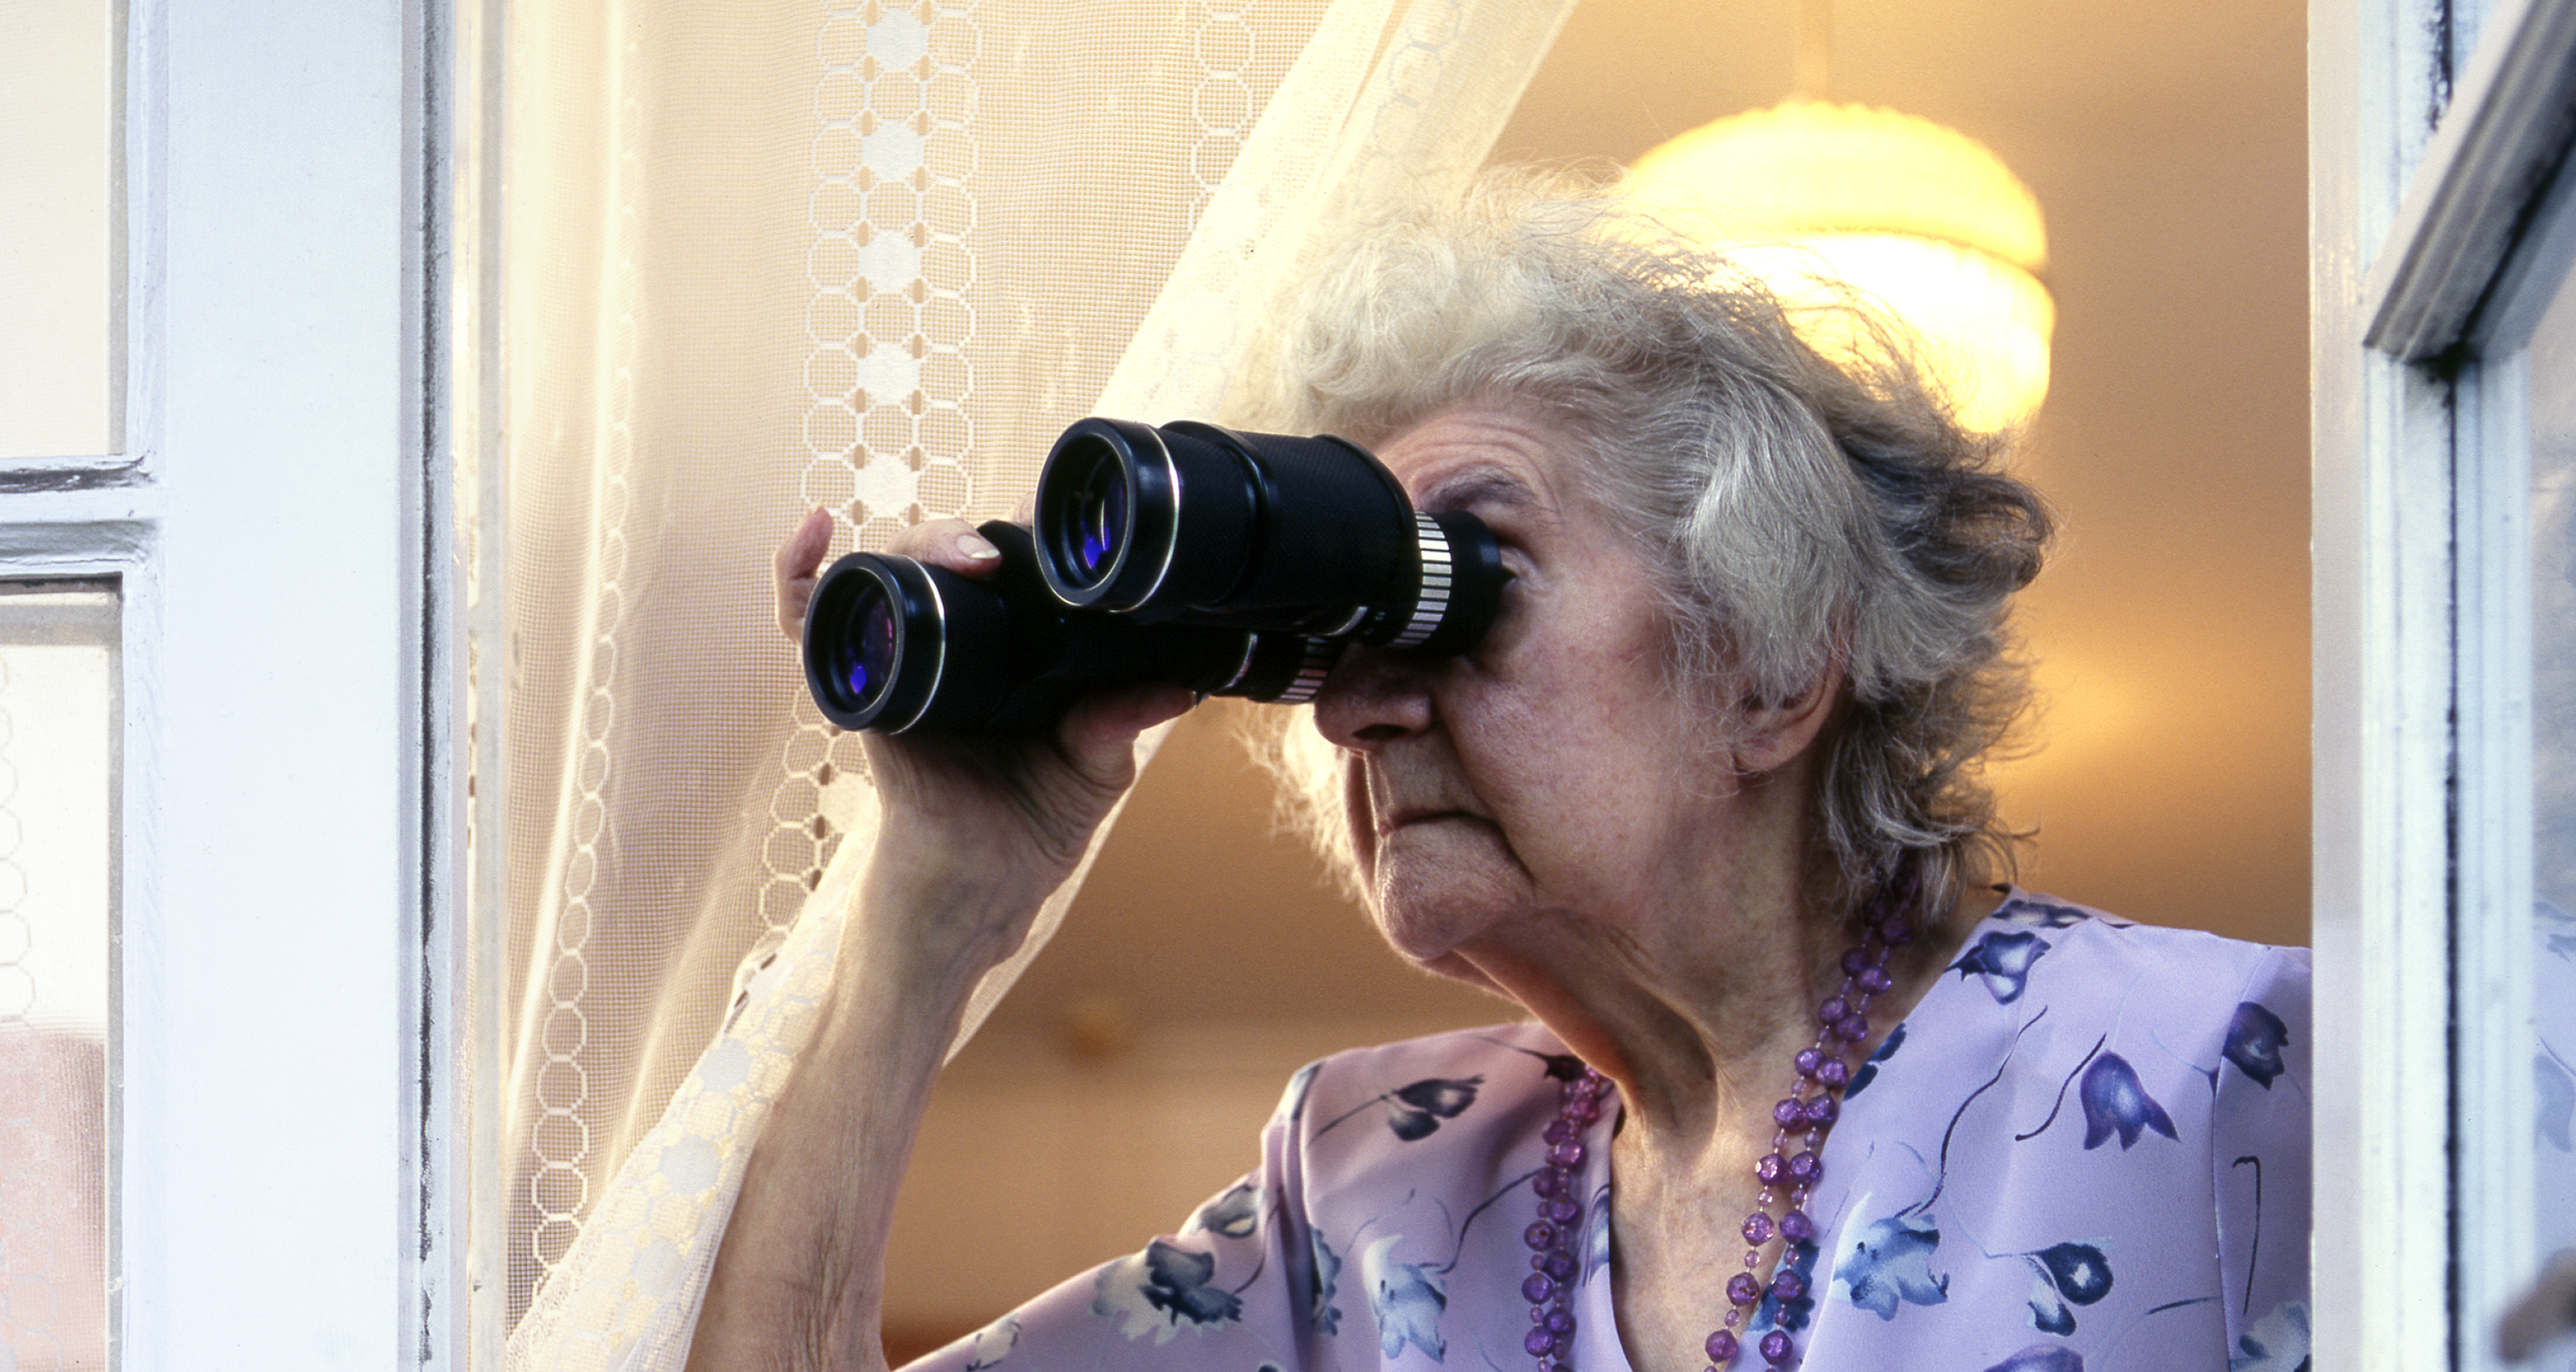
[773,509,836,640]
[887,517,1005,573]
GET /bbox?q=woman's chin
[1366,864,1516,970]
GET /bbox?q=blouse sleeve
[2209,944,2313,1371]
[897,1061,1332,1372]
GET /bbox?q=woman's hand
[692,512,1190,1372]
[772,510,1193,981]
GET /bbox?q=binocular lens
[1071,458,1127,583]
[805,556,936,730]
[840,582,898,706]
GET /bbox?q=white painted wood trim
[72,0,457,1365]
[2451,348,2540,1372]
[2364,0,2576,358]
[2312,0,2461,1364]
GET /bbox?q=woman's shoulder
[1963,887,2310,1009]
[1269,1020,1577,1139]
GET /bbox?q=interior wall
[883,0,2312,1349]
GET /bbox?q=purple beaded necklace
[1520,903,1916,1372]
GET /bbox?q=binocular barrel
[802,417,1509,735]
[1033,419,1502,654]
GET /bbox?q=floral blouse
[912,891,2311,1372]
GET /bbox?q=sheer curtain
[474,3,1573,1367]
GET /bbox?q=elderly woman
[692,184,2310,1372]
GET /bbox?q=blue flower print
[1834,1214,1950,1319]
[2538,1051,2575,1151]
[1997,893,2090,929]
[1091,1239,1243,1342]
[2021,1241,2113,1334]
[1984,1346,2083,1372]
[1845,1023,1905,1099]
[2031,1242,2113,1304]
[2223,1002,2291,1088]
[1951,931,2051,1003]
[1192,1181,1260,1239]
[1360,1234,1448,1361]
[1275,1060,1322,1128]
[2078,1053,2178,1150]
[1385,1077,1482,1141]
[2230,1300,2311,1371]
[961,1316,1018,1371]
[1307,1230,1344,1335]
[2541,899,2576,962]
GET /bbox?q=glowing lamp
[1627,101,2053,434]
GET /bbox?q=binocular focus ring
[1387,513,1458,650]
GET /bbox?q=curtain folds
[484,4,1574,1368]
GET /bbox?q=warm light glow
[1627,102,2053,434]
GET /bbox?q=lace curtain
[474,3,1575,1367]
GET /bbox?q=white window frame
[2315,0,2576,1364]
[0,0,464,1364]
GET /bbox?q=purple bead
[1524,1327,1557,1358]
[1816,1058,1850,1089]
[1787,1150,1821,1183]
[1522,1273,1556,1304]
[1567,1098,1600,1126]
[1534,1168,1564,1198]
[1772,1097,1806,1126]
[1705,1330,1740,1364]
[1754,1152,1785,1185]
[1544,1251,1577,1281]
[1879,916,1913,945]
[1543,1118,1572,1145]
[1793,1047,1821,1077]
[1760,1329,1793,1364]
[1524,1220,1558,1250]
[1726,1271,1762,1305]
[1817,997,1850,1025]
[1841,948,1869,975]
[1779,1208,1815,1241]
[1544,1196,1579,1224]
[1804,1095,1840,1126]
[1835,1013,1869,1042]
[1546,1309,1575,1335]
[1548,1140,1586,1168]
[1858,965,1895,994]
[1740,1211,1775,1244]
[1771,1270,1806,1302]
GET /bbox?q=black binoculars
[801,417,1508,733]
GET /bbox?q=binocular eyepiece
[803,417,1507,734]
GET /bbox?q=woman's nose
[1310,644,1437,748]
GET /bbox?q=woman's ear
[1730,654,1846,776]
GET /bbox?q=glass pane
[0,0,123,459]
[2526,252,2576,1372]
[0,580,119,1371]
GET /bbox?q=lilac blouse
[914,891,2311,1372]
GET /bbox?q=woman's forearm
[684,879,1012,1372]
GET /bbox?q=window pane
[0,579,118,1371]
[0,0,122,459]
[2524,248,2576,1372]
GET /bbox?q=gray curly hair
[1243,172,2053,931]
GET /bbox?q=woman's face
[1312,405,1759,979]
